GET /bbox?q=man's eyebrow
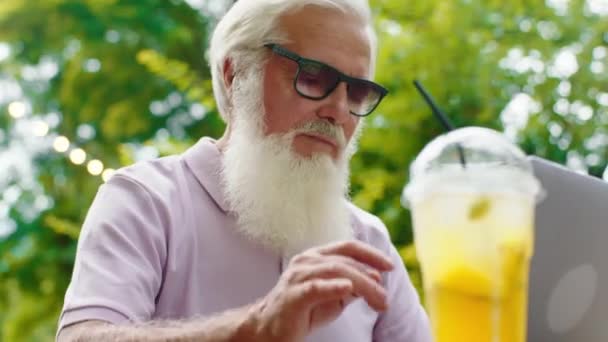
[273,45,369,80]
[295,55,353,77]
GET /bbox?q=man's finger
[308,254,384,284]
[298,263,388,311]
[317,241,394,271]
[289,278,353,311]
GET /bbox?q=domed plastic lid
[403,127,544,206]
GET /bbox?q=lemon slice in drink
[468,196,491,221]
[436,267,494,297]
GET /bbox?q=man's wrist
[232,300,268,342]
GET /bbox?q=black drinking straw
[413,80,467,168]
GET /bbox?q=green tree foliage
[361,0,607,292]
[0,0,606,340]
[0,1,222,340]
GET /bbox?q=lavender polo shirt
[58,137,431,341]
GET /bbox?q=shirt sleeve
[373,242,433,342]
[57,174,168,335]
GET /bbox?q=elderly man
[57,0,431,341]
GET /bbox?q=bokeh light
[8,101,26,118]
[69,148,86,165]
[87,159,104,176]
[53,136,70,152]
[102,168,116,182]
[32,120,49,137]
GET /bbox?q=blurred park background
[0,0,607,340]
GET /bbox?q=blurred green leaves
[0,1,221,340]
[137,49,215,106]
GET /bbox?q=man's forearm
[58,303,264,342]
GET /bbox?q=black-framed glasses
[265,44,388,117]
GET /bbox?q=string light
[53,136,70,152]
[8,101,26,118]
[87,159,104,176]
[69,148,86,165]
[102,168,115,182]
[53,135,116,182]
[32,120,49,137]
[7,102,121,183]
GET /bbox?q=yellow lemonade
[425,242,530,342]
[412,193,534,342]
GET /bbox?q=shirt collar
[182,137,230,212]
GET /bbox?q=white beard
[221,67,361,256]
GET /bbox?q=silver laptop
[527,156,608,341]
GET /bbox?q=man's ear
[223,58,235,90]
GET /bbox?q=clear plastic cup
[402,127,544,342]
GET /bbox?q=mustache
[293,120,347,148]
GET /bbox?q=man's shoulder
[111,155,187,196]
[106,138,227,214]
[346,201,392,247]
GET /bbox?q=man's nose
[316,82,350,125]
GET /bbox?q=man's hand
[58,241,394,342]
[251,240,394,342]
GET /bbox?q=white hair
[208,0,377,122]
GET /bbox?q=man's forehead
[277,5,372,78]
